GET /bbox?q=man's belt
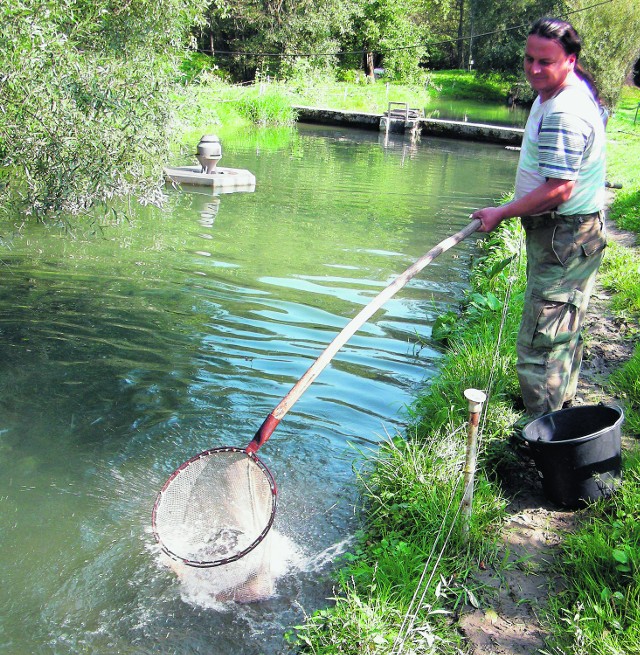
[521,210,602,228]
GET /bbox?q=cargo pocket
[551,216,607,266]
[550,222,576,266]
[581,232,607,257]
[529,289,584,350]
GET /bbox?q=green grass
[287,69,513,112]
[544,450,640,655]
[598,239,640,436]
[290,435,506,654]
[425,70,514,102]
[600,241,640,318]
[611,348,640,436]
[605,85,640,192]
[609,188,640,233]
[288,76,431,114]
[234,86,298,126]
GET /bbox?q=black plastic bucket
[522,404,624,508]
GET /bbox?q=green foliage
[427,70,515,102]
[357,0,429,82]
[0,0,204,218]
[570,0,640,108]
[288,584,457,654]
[200,0,454,83]
[606,85,640,193]
[360,437,505,558]
[335,68,361,84]
[431,310,458,343]
[545,450,640,654]
[412,219,524,437]
[609,189,640,234]
[611,347,640,437]
[178,52,226,84]
[200,0,353,81]
[292,78,430,113]
[289,434,505,654]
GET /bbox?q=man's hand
[471,206,506,233]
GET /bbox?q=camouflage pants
[517,211,607,419]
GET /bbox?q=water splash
[161,530,296,608]
[158,531,353,610]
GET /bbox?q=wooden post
[461,388,487,539]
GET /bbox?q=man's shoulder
[546,83,601,122]
[541,87,604,132]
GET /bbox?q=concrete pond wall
[293,105,524,146]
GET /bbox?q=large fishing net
[153,447,277,568]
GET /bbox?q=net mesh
[153,448,277,568]
[164,531,276,603]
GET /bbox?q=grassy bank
[288,216,528,655]
[168,69,514,141]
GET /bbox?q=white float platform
[164,166,256,193]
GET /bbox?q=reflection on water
[423,98,529,127]
[0,124,517,654]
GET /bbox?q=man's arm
[472,177,576,232]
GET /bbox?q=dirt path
[458,222,637,654]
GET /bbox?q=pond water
[0,124,518,654]
[424,97,529,127]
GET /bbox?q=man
[471,17,607,421]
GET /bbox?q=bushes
[0,0,204,218]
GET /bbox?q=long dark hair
[528,17,601,104]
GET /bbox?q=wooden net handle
[246,219,481,453]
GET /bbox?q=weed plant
[544,451,640,655]
[610,350,640,436]
[597,241,640,435]
[234,86,298,126]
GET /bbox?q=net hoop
[152,447,277,568]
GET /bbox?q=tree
[0,0,204,219]
[569,0,640,108]
[463,0,558,74]
[197,0,355,81]
[342,0,430,81]
[199,0,445,83]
